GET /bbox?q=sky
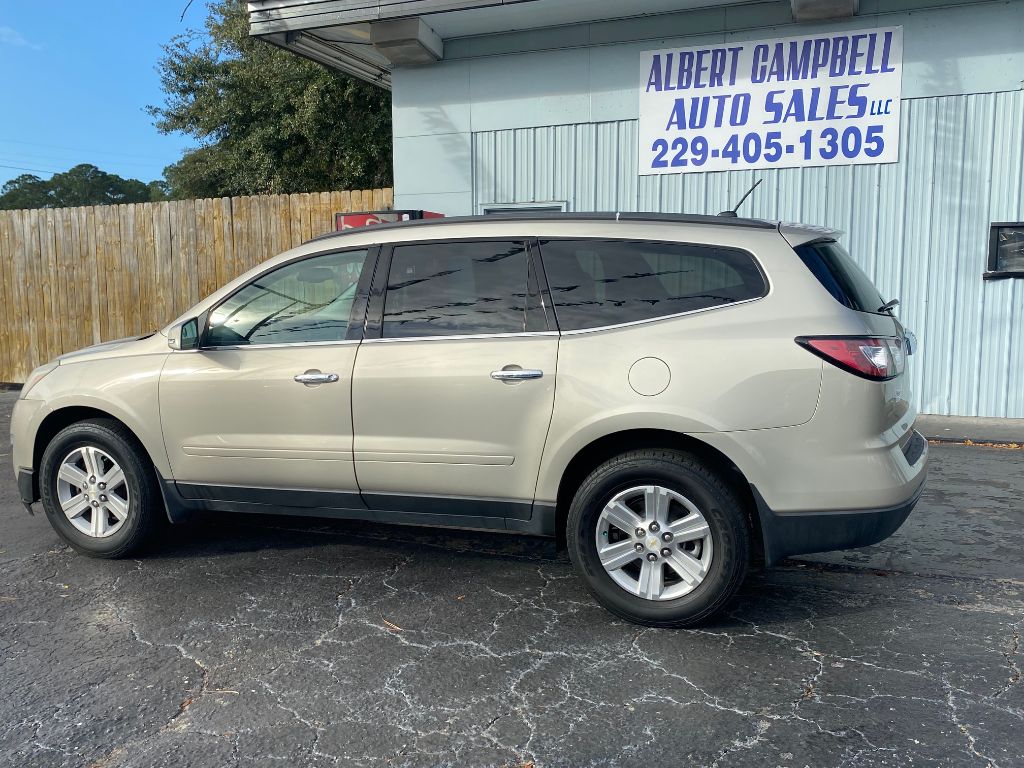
[0,0,210,187]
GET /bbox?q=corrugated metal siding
[472,91,1024,418]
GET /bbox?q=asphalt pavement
[1,390,1021,767]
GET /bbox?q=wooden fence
[0,188,393,383]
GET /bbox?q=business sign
[639,27,902,175]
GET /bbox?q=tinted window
[795,240,885,314]
[538,239,767,331]
[206,249,368,346]
[383,241,542,338]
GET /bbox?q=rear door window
[794,239,885,314]
[537,239,767,332]
[382,240,546,338]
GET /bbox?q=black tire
[566,449,750,627]
[39,419,163,558]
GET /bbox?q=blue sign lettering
[640,27,904,174]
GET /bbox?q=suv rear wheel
[566,449,750,627]
[39,419,162,558]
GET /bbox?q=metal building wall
[472,90,1024,418]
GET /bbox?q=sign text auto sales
[638,27,903,175]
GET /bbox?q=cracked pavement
[1,391,1021,767]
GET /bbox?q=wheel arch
[552,428,764,565]
[32,406,169,513]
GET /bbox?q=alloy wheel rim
[595,485,713,601]
[55,446,130,538]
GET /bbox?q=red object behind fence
[335,210,444,230]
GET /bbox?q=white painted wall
[391,0,1024,214]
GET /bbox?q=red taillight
[796,336,905,381]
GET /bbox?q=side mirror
[168,317,200,351]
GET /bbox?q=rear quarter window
[537,239,767,332]
[794,239,885,314]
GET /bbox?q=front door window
[206,249,368,346]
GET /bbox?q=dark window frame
[984,222,1024,280]
[199,245,379,349]
[364,237,555,341]
[534,236,770,333]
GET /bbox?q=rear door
[350,238,558,526]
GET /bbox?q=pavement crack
[709,719,773,768]
[943,676,1001,768]
[106,600,211,733]
[995,621,1021,698]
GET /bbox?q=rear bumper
[752,476,925,567]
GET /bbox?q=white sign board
[639,27,903,175]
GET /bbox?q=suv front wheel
[566,449,750,627]
[39,419,162,558]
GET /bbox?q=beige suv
[10,213,927,626]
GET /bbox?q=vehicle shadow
[142,512,875,630]
[146,511,562,562]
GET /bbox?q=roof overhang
[248,0,861,89]
[249,0,538,87]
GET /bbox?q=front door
[351,238,558,524]
[160,246,373,511]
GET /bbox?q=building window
[481,202,567,215]
[985,223,1024,279]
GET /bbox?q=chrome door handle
[490,368,544,381]
[294,371,340,386]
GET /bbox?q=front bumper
[752,477,926,567]
[11,397,46,472]
[11,397,47,513]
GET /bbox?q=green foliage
[150,0,392,199]
[0,175,50,210]
[0,164,166,211]
[147,179,171,202]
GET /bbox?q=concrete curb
[917,414,1024,445]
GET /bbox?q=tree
[0,164,165,211]
[147,180,171,202]
[46,164,151,208]
[150,0,392,199]
[0,174,50,210]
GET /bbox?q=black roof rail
[303,211,776,244]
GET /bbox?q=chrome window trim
[199,339,362,352]
[362,331,559,344]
